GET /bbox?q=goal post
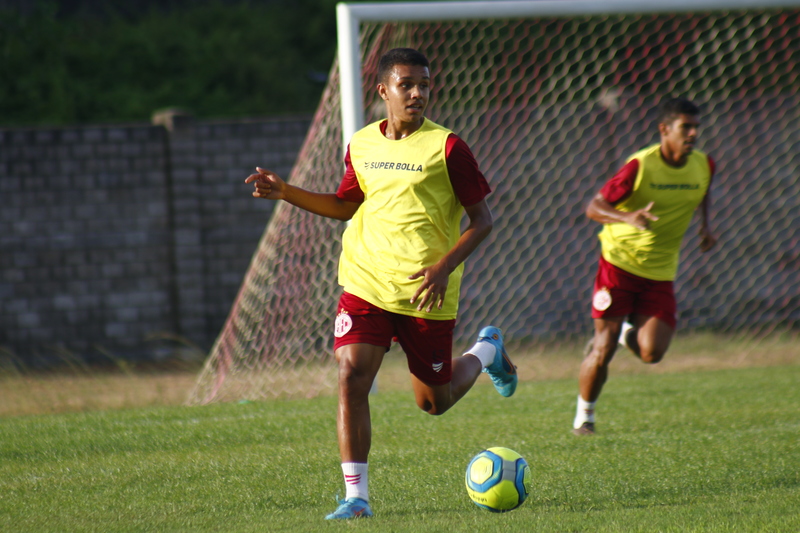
[188,0,800,405]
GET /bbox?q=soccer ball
[465,447,531,512]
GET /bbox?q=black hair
[377,48,430,82]
[658,97,700,125]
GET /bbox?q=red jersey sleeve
[445,134,492,206]
[599,159,639,205]
[335,145,365,203]
[707,155,715,186]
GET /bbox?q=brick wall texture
[1,115,311,365]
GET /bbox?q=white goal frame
[333,0,799,396]
[336,0,800,151]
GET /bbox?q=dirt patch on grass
[1,333,797,417]
[0,371,199,418]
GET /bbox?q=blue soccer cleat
[478,326,518,397]
[325,497,373,520]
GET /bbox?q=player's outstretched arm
[245,167,361,221]
[409,199,493,312]
[586,194,658,231]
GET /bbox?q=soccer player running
[245,48,517,518]
[573,97,717,436]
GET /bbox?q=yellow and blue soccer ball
[465,447,531,512]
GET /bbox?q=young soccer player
[245,48,517,519]
[573,97,718,436]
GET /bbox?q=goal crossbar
[336,0,800,148]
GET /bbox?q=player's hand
[626,201,659,230]
[244,167,286,200]
[699,226,717,252]
[409,263,450,313]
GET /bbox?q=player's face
[378,64,431,124]
[660,113,700,165]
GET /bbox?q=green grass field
[1,356,798,532]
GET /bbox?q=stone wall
[0,113,311,365]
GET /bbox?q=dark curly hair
[377,48,430,82]
[658,97,700,125]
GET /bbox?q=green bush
[0,0,339,126]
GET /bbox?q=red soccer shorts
[333,292,456,386]
[590,255,677,329]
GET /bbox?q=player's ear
[377,82,388,100]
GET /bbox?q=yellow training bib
[339,119,463,319]
[599,144,711,281]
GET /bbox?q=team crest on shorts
[593,287,612,311]
[334,309,352,338]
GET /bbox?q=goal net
[188,1,800,404]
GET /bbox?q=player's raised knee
[639,348,665,364]
[414,386,455,415]
[416,395,453,416]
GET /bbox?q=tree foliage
[0,0,339,125]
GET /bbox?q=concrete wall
[0,113,311,365]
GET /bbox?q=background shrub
[0,0,339,125]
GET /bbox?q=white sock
[464,341,497,368]
[573,395,596,429]
[619,321,634,349]
[342,462,368,502]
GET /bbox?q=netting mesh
[188,7,800,404]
